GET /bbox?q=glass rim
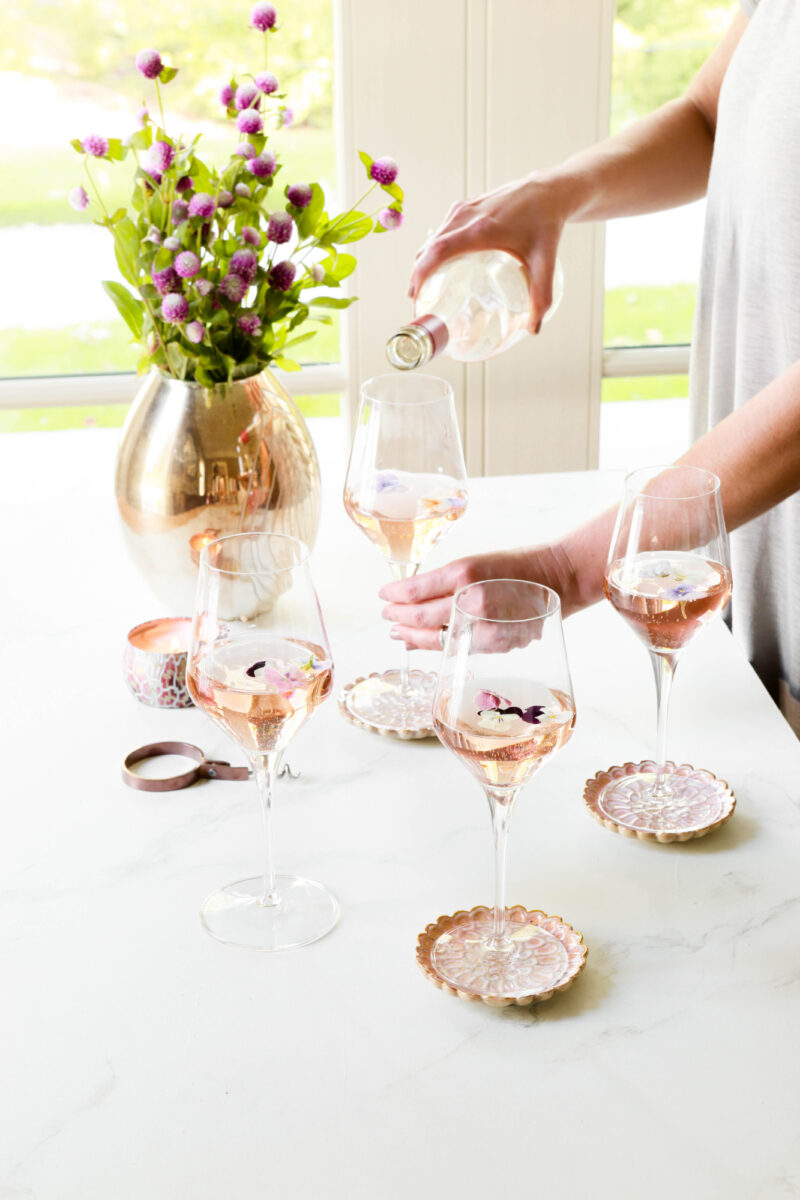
[452,578,562,624]
[200,531,310,577]
[360,372,454,408]
[624,463,721,501]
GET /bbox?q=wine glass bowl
[342,373,468,735]
[429,579,578,1001]
[187,532,339,950]
[596,464,733,833]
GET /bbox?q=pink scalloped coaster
[338,670,436,740]
[416,905,588,1008]
[584,759,736,843]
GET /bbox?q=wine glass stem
[486,788,517,951]
[651,651,678,796]
[252,753,280,905]
[389,560,419,693]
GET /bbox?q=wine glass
[342,373,468,734]
[430,580,576,1000]
[599,464,732,829]
[187,532,338,950]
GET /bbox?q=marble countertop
[4,426,800,1199]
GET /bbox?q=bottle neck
[385,314,449,370]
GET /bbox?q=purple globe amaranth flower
[163,235,181,251]
[136,48,163,79]
[185,320,205,344]
[201,222,216,246]
[216,189,234,209]
[82,134,109,158]
[219,83,234,106]
[268,211,293,244]
[144,225,162,244]
[161,292,189,323]
[145,168,163,186]
[148,140,176,173]
[152,266,182,295]
[238,312,262,336]
[370,156,399,185]
[378,207,403,231]
[188,193,216,219]
[194,277,213,296]
[251,2,277,31]
[235,182,252,198]
[172,198,189,223]
[248,151,276,179]
[68,185,89,211]
[174,250,201,278]
[137,105,149,128]
[230,248,258,282]
[255,71,279,95]
[235,83,260,111]
[176,175,193,193]
[269,260,296,292]
[236,142,257,160]
[286,182,312,209]
[219,273,247,302]
[310,263,325,283]
[241,225,260,246]
[282,107,294,127]
[236,109,263,136]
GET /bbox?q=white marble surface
[4,426,800,1200]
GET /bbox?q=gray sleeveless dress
[690,0,800,733]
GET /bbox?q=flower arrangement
[69,2,403,387]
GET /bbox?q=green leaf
[159,65,179,84]
[195,364,218,388]
[105,138,127,162]
[271,355,301,372]
[308,295,356,309]
[319,212,372,246]
[358,150,374,177]
[108,207,127,225]
[295,183,325,239]
[382,181,404,204]
[127,128,152,152]
[165,341,190,379]
[70,138,85,155]
[113,216,141,288]
[323,252,357,282]
[102,281,145,339]
[283,330,318,350]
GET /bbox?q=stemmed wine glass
[598,464,732,831]
[343,373,468,735]
[430,580,577,1000]
[187,532,338,950]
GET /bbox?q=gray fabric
[691,0,800,730]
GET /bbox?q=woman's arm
[409,12,749,329]
[380,356,800,648]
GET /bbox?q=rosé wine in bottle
[604,551,732,655]
[434,679,575,791]
[344,468,467,568]
[386,250,563,370]
[188,635,332,755]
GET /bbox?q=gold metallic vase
[115,368,321,610]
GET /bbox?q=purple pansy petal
[475,690,511,711]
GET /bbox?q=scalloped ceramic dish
[338,671,436,740]
[584,759,736,843]
[416,905,588,1007]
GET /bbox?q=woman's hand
[408,173,571,333]
[379,543,581,650]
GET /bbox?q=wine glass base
[584,760,736,843]
[416,906,588,1006]
[339,669,437,738]
[200,874,340,951]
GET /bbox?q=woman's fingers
[381,595,453,631]
[379,560,471,604]
[388,624,443,651]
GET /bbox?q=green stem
[321,181,376,244]
[155,78,167,132]
[83,159,109,220]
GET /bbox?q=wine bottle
[386,249,563,370]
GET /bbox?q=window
[600,2,732,468]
